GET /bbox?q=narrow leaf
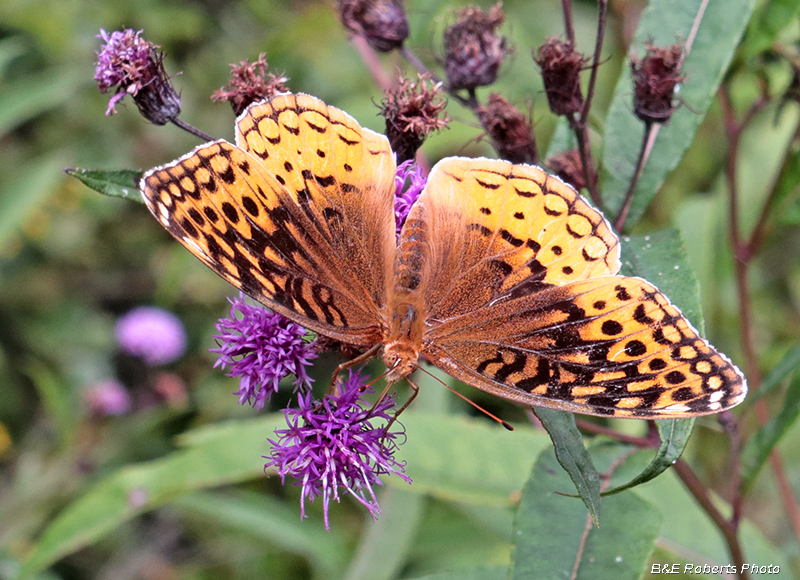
[64,168,144,202]
[344,487,425,580]
[602,418,694,496]
[741,373,800,491]
[532,408,600,525]
[173,490,347,577]
[743,343,800,408]
[601,0,759,225]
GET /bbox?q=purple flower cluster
[265,369,411,528]
[211,293,317,410]
[115,306,187,365]
[94,28,181,123]
[394,160,427,238]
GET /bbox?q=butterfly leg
[329,343,382,395]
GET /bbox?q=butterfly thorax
[383,300,424,381]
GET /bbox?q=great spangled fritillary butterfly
[141,93,746,418]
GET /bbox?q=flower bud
[476,92,537,164]
[337,0,409,52]
[631,44,684,124]
[211,54,290,116]
[380,74,449,163]
[444,2,508,91]
[546,149,588,192]
[534,37,586,116]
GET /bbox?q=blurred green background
[2,0,800,579]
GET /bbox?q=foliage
[1,1,800,579]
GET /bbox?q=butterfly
[141,92,746,418]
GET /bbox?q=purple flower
[116,306,187,365]
[94,28,181,124]
[394,160,427,238]
[211,293,317,410]
[265,369,411,529]
[85,379,132,416]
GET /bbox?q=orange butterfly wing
[402,158,747,417]
[141,93,396,345]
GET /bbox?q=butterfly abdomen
[382,205,430,380]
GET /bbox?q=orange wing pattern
[141,94,396,345]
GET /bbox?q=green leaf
[0,69,81,137]
[172,490,347,577]
[742,0,800,58]
[531,408,600,525]
[391,412,551,506]
[602,418,695,496]
[20,413,549,577]
[344,487,425,580]
[620,229,703,332]
[743,343,800,408]
[510,446,661,580]
[741,372,800,491]
[601,0,759,226]
[409,566,507,580]
[64,168,144,202]
[18,416,285,579]
[0,154,68,249]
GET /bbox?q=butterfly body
[142,92,746,419]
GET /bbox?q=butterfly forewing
[141,94,396,345]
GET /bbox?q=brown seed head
[337,0,409,52]
[631,43,684,124]
[546,149,588,192]
[211,54,290,116]
[380,74,450,162]
[444,2,508,91]
[534,37,586,116]
[476,93,537,164]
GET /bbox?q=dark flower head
[336,0,409,52]
[211,293,317,410]
[394,160,426,238]
[381,74,449,163]
[546,148,588,192]
[115,306,187,365]
[211,54,290,116]
[444,2,508,91]
[534,37,587,117]
[476,92,538,164]
[265,369,411,529]
[94,28,181,124]
[631,43,685,124]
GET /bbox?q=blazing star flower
[265,369,411,529]
[115,306,187,365]
[94,28,181,124]
[211,293,317,410]
[394,160,427,238]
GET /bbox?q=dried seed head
[547,149,588,192]
[631,43,684,124]
[337,0,409,52]
[476,93,537,164]
[534,37,586,117]
[211,54,290,116]
[380,74,449,162]
[444,2,508,91]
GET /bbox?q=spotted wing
[141,93,396,344]
[404,157,746,417]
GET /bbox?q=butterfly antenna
[417,366,514,431]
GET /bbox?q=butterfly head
[382,342,419,383]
